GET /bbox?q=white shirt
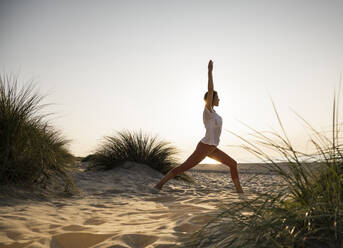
[200,106,223,146]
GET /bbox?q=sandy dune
[0,162,283,248]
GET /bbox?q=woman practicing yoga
[154,60,244,193]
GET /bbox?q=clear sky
[1,0,342,163]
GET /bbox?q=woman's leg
[154,142,217,190]
[207,148,243,193]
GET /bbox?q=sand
[0,162,285,248]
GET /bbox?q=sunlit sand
[0,162,284,248]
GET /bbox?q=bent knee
[227,159,237,169]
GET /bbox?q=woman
[154,60,243,193]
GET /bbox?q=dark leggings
[170,141,239,180]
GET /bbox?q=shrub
[0,75,74,192]
[81,154,99,163]
[88,129,193,182]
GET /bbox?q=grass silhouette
[0,75,74,193]
[87,129,194,182]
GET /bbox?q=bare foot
[154,185,162,190]
[236,188,244,193]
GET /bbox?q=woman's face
[213,94,220,106]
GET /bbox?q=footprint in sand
[51,232,114,248]
[5,230,25,240]
[62,225,89,231]
[83,217,106,225]
[120,233,159,248]
[173,222,201,233]
[49,224,62,229]
[0,241,33,248]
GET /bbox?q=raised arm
[206,60,214,110]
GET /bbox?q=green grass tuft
[87,129,194,182]
[0,74,74,192]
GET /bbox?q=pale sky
[1,0,342,163]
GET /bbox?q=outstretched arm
[206,60,214,109]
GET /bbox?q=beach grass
[87,129,194,182]
[0,75,74,192]
[180,90,342,247]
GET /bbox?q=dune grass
[180,91,342,247]
[87,129,194,182]
[0,75,74,192]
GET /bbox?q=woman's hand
[208,60,213,72]
[207,60,214,93]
